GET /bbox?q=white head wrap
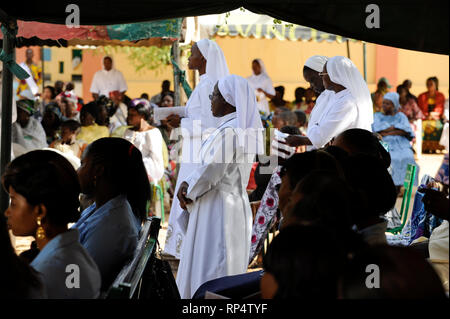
[304,55,328,73]
[383,92,400,111]
[327,56,374,128]
[218,75,264,155]
[196,39,230,83]
[253,58,268,76]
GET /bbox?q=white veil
[196,39,230,83]
[254,58,268,76]
[327,56,373,128]
[218,75,264,155]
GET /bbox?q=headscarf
[44,102,63,120]
[218,74,264,155]
[383,92,400,111]
[304,55,328,73]
[16,99,35,115]
[253,58,269,76]
[131,98,151,110]
[196,39,230,84]
[327,56,373,128]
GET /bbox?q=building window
[59,61,64,74]
[72,74,82,82]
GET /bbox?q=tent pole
[0,18,16,215]
[363,42,367,81]
[346,39,351,59]
[172,40,181,106]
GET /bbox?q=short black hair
[280,125,300,135]
[61,119,81,132]
[275,86,285,97]
[280,150,342,189]
[43,86,56,99]
[263,224,353,299]
[294,110,307,126]
[2,150,81,226]
[342,154,397,220]
[427,76,439,91]
[129,103,151,121]
[336,128,391,169]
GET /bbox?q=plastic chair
[387,164,417,234]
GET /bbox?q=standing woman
[73,138,151,291]
[123,102,164,183]
[285,56,373,149]
[247,58,276,114]
[417,77,446,153]
[372,92,418,190]
[176,75,264,298]
[3,150,101,298]
[163,39,229,259]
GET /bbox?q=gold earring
[36,216,46,240]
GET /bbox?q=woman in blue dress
[372,92,418,192]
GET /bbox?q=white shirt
[246,74,275,114]
[307,89,370,148]
[90,69,128,97]
[123,128,165,183]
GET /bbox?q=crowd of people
[1,39,448,299]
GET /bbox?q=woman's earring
[36,216,46,240]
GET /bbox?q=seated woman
[261,225,358,299]
[2,150,101,298]
[372,92,418,191]
[417,77,446,153]
[249,149,342,264]
[77,102,110,145]
[73,137,151,291]
[50,120,87,159]
[41,102,62,145]
[122,102,164,183]
[397,84,424,131]
[0,214,46,298]
[342,155,398,245]
[12,100,48,153]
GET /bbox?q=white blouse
[123,128,164,182]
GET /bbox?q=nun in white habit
[246,59,275,114]
[303,55,335,149]
[175,74,264,299]
[286,55,373,149]
[164,39,230,259]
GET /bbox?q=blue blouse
[72,194,140,291]
[30,229,101,299]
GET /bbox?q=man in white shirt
[90,56,128,101]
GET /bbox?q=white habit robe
[164,74,219,258]
[246,73,275,114]
[176,112,253,298]
[307,88,372,148]
[306,89,334,150]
